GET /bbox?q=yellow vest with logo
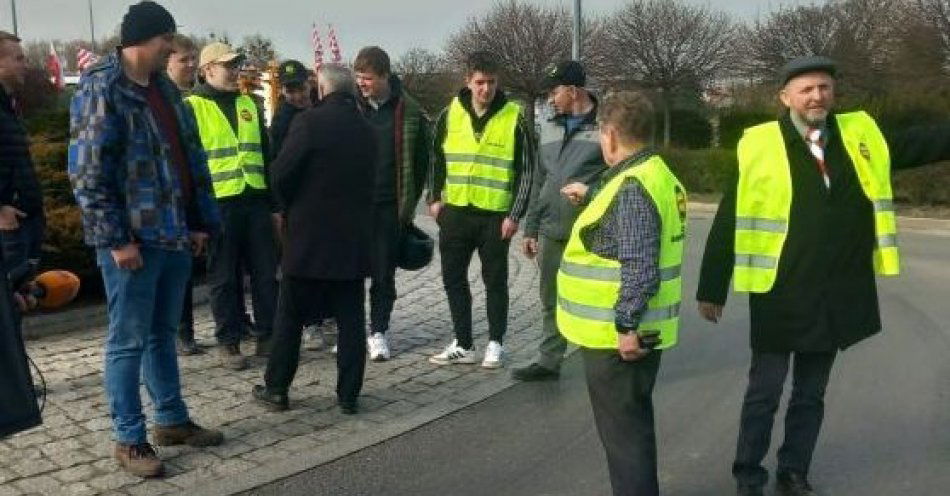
[442,98,520,212]
[557,155,687,350]
[187,94,266,199]
[734,111,899,293]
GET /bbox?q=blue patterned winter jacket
[68,53,220,251]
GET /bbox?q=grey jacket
[524,100,606,241]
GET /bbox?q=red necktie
[806,127,830,188]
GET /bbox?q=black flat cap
[779,55,837,85]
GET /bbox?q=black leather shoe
[339,400,358,415]
[252,385,289,411]
[776,472,816,496]
[511,363,560,382]
[737,484,764,496]
[177,338,205,356]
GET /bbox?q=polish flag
[76,47,99,73]
[46,43,64,90]
[311,23,324,70]
[327,25,341,63]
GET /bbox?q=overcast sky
[3,0,819,63]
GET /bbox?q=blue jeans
[98,247,192,444]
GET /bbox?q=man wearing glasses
[187,42,279,371]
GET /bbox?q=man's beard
[802,108,829,127]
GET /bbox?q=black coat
[0,86,44,219]
[269,101,303,161]
[270,92,377,280]
[697,112,950,352]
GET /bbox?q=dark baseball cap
[779,55,837,85]
[278,60,308,86]
[543,60,586,90]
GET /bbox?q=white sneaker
[302,325,323,351]
[368,332,390,361]
[429,340,476,365]
[482,341,504,369]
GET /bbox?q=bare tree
[394,47,458,114]
[444,0,574,123]
[741,3,841,82]
[918,0,950,68]
[240,34,279,69]
[603,0,738,145]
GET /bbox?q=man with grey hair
[253,63,378,415]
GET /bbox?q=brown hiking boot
[218,343,248,370]
[152,420,224,447]
[114,442,163,478]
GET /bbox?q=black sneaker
[252,385,289,411]
[512,363,560,382]
[776,472,816,496]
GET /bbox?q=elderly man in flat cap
[696,56,950,496]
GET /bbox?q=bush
[892,162,950,206]
[659,147,950,207]
[718,108,777,149]
[660,147,736,195]
[29,127,103,299]
[668,109,713,149]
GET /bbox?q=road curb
[21,207,950,341]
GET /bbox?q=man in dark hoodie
[186,42,278,371]
[353,46,430,362]
[427,50,535,369]
[269,59,312,161]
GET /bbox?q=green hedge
[31,139,103,299]
[659,148,736,194]
[660,147,950,206]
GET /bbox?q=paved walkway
[0,217,543,496]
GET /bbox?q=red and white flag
[76,47,99,72]
[46,43,64,90]
[327,24,341,62]
[311,23,324,69]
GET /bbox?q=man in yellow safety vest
[697,56,950,496]
[558,90,687,496]
[426,51,535,369]
[186,42,278,371]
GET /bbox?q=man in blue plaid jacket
[67,1,224,479]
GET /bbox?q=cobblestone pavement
[0,217,544,496]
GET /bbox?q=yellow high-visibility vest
[557,155,687,350]
[442,97,520,212]
[187,94,266,199]
[734,111,899,293]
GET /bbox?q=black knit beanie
[120,1,176,47]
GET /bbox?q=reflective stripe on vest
[186,94,266,199]
[557,155,687,350]
[734,111,899,293]
[442,98,520,212]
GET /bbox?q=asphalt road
[247,217,950,496]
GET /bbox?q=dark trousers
[370,203,400,334]
[733,351,837,487]
[264,277,366,403]
[438,207,509,349]
[583,348,663,496]
[535,236,568,371]
[178,271,196,343]
[208,199,278,345]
